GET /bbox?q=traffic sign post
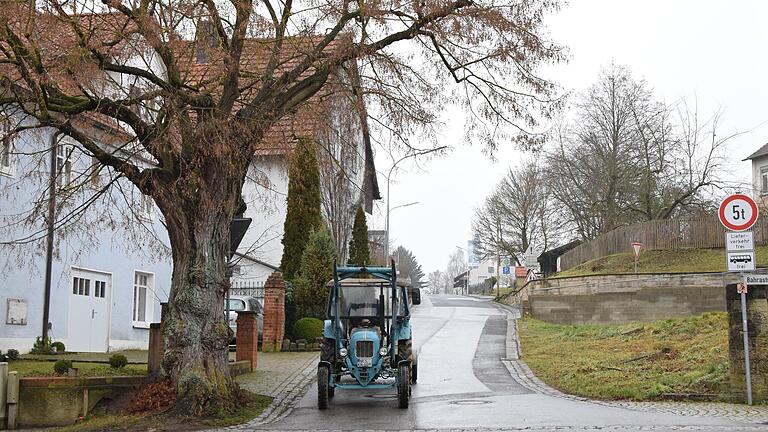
[720,194,759,406]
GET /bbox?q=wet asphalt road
[255,295,764,431]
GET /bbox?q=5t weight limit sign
[719,194,759,232]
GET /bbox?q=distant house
[745,144,768,204]
[0,11,379,352]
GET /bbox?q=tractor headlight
[379,347,388,356]
[339,347,348,357]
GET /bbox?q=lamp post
[383,146,447,259]
[385,201,419,260]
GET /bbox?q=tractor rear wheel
[397,363,410,409]
[317,364,330,410]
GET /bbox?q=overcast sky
[369,0,768,274]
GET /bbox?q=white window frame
[137,193,154,221]
[132,270,155,328]
[0,120,15,177]
[761,167,768,195]
[56,142,74,188]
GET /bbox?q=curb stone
[212,354,317,431]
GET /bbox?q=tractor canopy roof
[325,277,411,288]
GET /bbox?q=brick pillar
[236,311,258,371]
[147,302,167,377]
[262,272,286,352]
[147,323,163,377]
[727,283,768,403]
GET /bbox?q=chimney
[194,19,219,63]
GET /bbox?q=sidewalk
[234,351,318,428]
[236,351,317,397]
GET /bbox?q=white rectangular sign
[726,231,755,252]
[727,251,756,272]
[745,275,768,285]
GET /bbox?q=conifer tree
[280,138,322,281]
[347,206,370,266]
[294,226,337,319]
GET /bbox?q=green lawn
[518,312,729,400]
[555,245,768,278]
[8,360,147,377]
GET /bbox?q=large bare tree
[545,64,729,240]
[0,0,563,413]
[472,163,558,264]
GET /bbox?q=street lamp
[383,146,447,259]
[385,201,419,260]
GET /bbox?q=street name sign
[745,275,768,285]
[719,194,759,231]
[726,231,755,251]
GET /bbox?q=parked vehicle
[227,295,264,342]
[317,262,420,409]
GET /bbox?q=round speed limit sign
[719,194,759,231]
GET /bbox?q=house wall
[0,125,171,352]
[238,157,289,272]
[751,154,768,205]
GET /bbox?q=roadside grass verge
[9,360,147,377]
[518,312,729,400]
[55,391,272,431]
[554,246,768,278]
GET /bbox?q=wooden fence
[559,215,768,270]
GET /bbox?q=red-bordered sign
[631,242,643,259]
[719,194,759,231]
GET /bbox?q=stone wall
[506,272,741,325]
[727,283,768,403]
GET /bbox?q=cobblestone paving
[230,351,318,429]
[495,303,768,426]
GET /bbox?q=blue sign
[502,266,510,275]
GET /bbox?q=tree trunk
[153,148,249,415]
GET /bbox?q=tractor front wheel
[318,364,330,410]
[411,362,418,384]
[397,363,410,409]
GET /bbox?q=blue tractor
[318,261,420,409]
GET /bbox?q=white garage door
[67,268,111,352]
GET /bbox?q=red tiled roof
[0,7,359,158]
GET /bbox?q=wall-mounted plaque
[6,298,27,325]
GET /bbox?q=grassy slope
[9,360,147,377]
[518,312,729,400]
[555,245,768,278]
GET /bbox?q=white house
[0,11,379,352]
[746,143,768,204]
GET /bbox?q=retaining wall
[505,272,743,325]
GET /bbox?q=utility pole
[42,133,62,343]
